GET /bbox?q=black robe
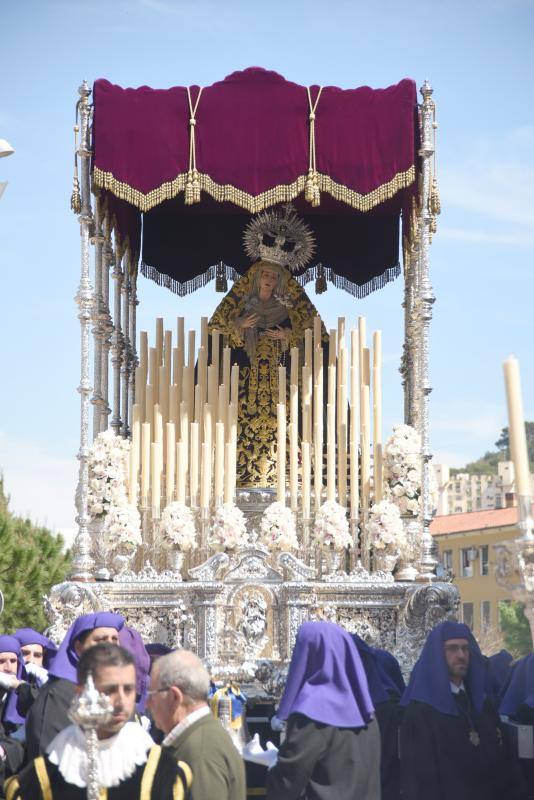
[375,699,402,800]
[400,698,524,800]
[4,746,191,800]
[24,678,76,760]
[265,712,381,800]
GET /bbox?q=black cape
[266,712,381,800]
[5,746,192,800]
[24,678,76,760]
[399,698,524,800]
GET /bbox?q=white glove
[270,714,285,732]
[25,662,49,686]
[242,733,279,768]
[0,672,19,690]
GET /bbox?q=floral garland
[384,424,421,516]
[260,502,298,551]
[160,502,197,551]
[102,503,142,549]
[210,503,248,551]
[88,429,141,550]
[313,501,352,550]
[367,500,405,552]
[88,429,130,517]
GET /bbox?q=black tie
[455,689,469,713]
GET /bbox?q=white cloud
[0,431,78,534]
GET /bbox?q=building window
[480,545,489,576]
[460,548,473,577]
[454,506,463,513]
[476,498,482,509]
[442,550,453,571]
[467,501,472,512]
[462,602,474,629]
[495,495,502,508]
[481,601,491,632]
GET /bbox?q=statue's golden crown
[243,204,315,272]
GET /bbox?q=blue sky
[1,0,533,537]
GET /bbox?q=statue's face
[259,268,279,297]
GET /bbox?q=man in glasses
[147,649,245,800]
[399,621,522,800]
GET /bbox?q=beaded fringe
[141,260,400,299]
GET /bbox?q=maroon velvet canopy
[91,67,420,296]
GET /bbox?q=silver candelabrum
[68,673,113,800]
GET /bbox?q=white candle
[158,365,168,425]
[200,442,211,509]
[328,364,336,408]
[361,384,370,508]
[338,421,347,508]
[203,402,212,449]
[329,330,337,366]
[327,403,336,502]
[218,384,226,424]
[177,316,185,353]
[337,317,345,355]
[305,328,313,367]
[313,315,321,349]
[151,442,162,515]
[211,329,220,370]
[277,403,286,503]
[180,401,189,458]
[141,422,151,502]
[215,421,225,503]
[190,422,199,506]
[165,423,175,503]
[314,420,323,509]
[176,441,186,503]
[198,346,207,405]
[302,441,311,518]
[201,317,208,350]
[164,330,172,372]
[290,347,299,389]
[187,330,196,367]
[154,405,163,445]
[289,422,298,512]
[373,330,383,503]
[149,347,158,400]
[290,383,298,427]
[139,331,148,375]
[155,317,164,367]
[231,364,239,406]
[129,418,140,505]
[503,357,531,497]
[278,365,286,405]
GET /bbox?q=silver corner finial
[68,672,113,731]
[420,80,433,100]
[78,80,92,99]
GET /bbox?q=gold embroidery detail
[34,757,52,800]
[93,165,415,214]
[140,745,161,800]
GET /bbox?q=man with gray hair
[147,649,246,800]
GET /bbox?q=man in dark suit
[147,649,246,800]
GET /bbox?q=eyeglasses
[146,687,170,697]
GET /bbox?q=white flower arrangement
[260,502,298,551]
[102,502,142,550]
[384,424,422,516]
[160,502,197,551]
[367,500,406,552]
[210,503,248,551]
[87,429,130,518]
[313,501,352,550]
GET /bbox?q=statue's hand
[237,314,260,330]
[265,325,289,341]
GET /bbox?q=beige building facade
[430,505,529,635]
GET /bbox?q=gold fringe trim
[93,165,416,214]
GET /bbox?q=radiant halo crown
[243,204,315,272]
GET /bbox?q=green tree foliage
[0,475,72,633]
[495,422,534,468]
[498,600,533,659]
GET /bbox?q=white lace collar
[46,721,154,788]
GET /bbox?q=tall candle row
[129,317,238,515]
[277,315,383,519]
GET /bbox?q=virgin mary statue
[209,205,327,488]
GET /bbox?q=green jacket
[165,712,246,800]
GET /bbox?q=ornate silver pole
[71,81,95,581]
[121,256,131,437]
[90,197,106,437]
[128,266,138,432]
[416,81,438,581]
[110,247,123,435]
[100,220,113,432]
[68,674,113,800]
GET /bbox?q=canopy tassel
[185,86,203,205]
[70,123,82,214]
[305,86,323,207]
[215,262,228,292]
[315,264,327,294]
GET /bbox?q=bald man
[147,650,245,800]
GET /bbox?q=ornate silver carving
[110,249,123,435]
[68,675,113,800]
[71,81,96,582]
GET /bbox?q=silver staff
[68,673,113,800]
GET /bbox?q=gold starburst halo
[243,204,315,272]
